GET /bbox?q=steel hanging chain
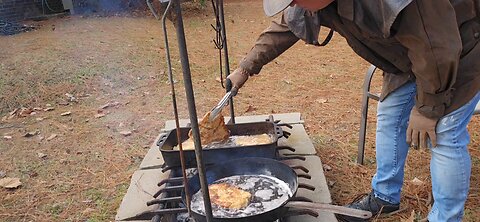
[211,0,236,123]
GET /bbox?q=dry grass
[0,0,479,221]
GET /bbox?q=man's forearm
[240,14,299,75]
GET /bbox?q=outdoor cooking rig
[139,1,370,222]
[146,0,235,221]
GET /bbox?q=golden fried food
[189,112,229,146]
[209,183,251,209]
[177,138,195,150]
[234,134,272,146]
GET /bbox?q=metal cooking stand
[149,0,236,221]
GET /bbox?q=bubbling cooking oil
[174,134,273,150]
[191,174,292,218]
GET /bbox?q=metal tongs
[209,82,238,121]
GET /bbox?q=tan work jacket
[240,0,480,119]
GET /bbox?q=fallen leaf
[44,107,55,112]
[99,101,120,110]
[316,98,328,104]
[165,79,179,84]
[99,103,109,109]
[60,111,71,116]
[327,180,336,188]
[3,136,12,140]
[94,113,106,119]
[19,108,33,117]
[402,210,415,222]
[323,164,332,171]
[0,171,5,178]
[8,108,19,116]
[46,134,57,141]
[82,208,95,214]
[24,131,39,137]
[65,93,76,102]
[245,105,256,113]
[120,131,132,136]
[410,177,424,186]
[0,177,22,189]
[37,152,47,158]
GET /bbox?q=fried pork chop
[189,111,229,146]
[209,183,252,209]
[177,112,229,150]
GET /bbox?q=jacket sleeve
[394,0,462,119]
[239,13,300,75]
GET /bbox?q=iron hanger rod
[172,0,214,221]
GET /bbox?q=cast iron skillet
[182,157,372,222]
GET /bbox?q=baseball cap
[263,0,293,17]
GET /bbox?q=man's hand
[226,68,250,92]
[406,107,439,149]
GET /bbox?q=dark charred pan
[184,157,297,222]
[158,121,283,168]
[183,158,372,222]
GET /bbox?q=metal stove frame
[150,0,238,221]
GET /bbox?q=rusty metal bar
[172,0,214,221]
[161,0,192,215]
[357,65,378,165]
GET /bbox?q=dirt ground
[0,0,479,221]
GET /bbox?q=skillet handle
[284,201,372,219]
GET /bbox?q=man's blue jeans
[371,81,480,222]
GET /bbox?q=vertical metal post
[173,0,214,221]
[357,65,377,165]
[217,0,235,123]
[161,0,191,215]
